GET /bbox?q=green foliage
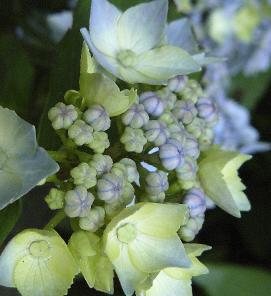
[195,263,271,296]
[38,0,90,149]
[0,201,21,247]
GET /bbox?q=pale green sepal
[0,229,78,296]
[192,53,226,66]
[69,231,114,294]
[199,146,252,218]
[79,73,137,116]
[136,46,201,80]
[0,107,59,210]
[80,41,97,74]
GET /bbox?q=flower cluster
[0,1,253,296]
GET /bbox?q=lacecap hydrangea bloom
[0,1,253,296]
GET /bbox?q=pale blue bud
[48,102,78,130]
[84,104,111,131]
[122,103,149,128]
[70,162,97,189]
[157,87,177,110]
[64,186,94,218]
[173,100,197,125]
[184,133,200,159]
[184,188,206,218]
[168,123,186,143]
[179,214,204,242]
[97,173,124,204]
[119,158,139,184]
[89,154,113,176]
[79,206,105,232]
[160,138,185,170]
[176,157,198,182]
[144,120,170,146]
[68,120,93,146]
[88,131,110,153]
[168,75,188,93]
[145,170,169,195]
[139,92,165,117]
[199,128,215,150]
[120,127,147,153]
[196,97,218,123]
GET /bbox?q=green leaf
[0,201,21,246]
[195,263,271,296]
[38,0,90,149]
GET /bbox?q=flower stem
[44,210,66,230]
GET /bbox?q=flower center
[0,148,8,170]
[117,50,137,68]
[29,240,50,258]
[117,223,137,243]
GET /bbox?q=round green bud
[88,131,110,153]
[120,127,147,153]
[89,154,113,176]
[45,188,65,210]
[84,105,111,131]
[70,162,97,189]
[119,158,139,184]
[79,206,105,232]
[68,120,93,146]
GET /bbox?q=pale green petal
[80,42,97,74]
[135,46,201,80]
[129,234,190,273]
[89,0,120,55]
[184,244,212,257]
[129,203,188,238]
[94,255,114,294]
[113,245,147,296]
[117,0,168,54]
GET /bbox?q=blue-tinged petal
[81,28,120,78]
[166,19,199,54]
[135,45,201,81]
[89,0,121,55]
[117,0,168,54]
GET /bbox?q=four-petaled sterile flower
[145,171,169,195]
[173,100,197,125]
[81,0,200,85]
[48,102,78,130]
[68,120,94,146]
[84,104,111,131]
[199,147,251,218]
[0,107,59,210]
[64,186,95,218]
[71,162,97,189]
[139,92,165,117]
[160,139,185,170]
[121,127,147,153]
[89,154,113,176]
[0,229,78,296]
[79,206,105,232]
[144,120,170,146]
[103,203,190,296]
[97,173,124,203]
[122,104,149,129]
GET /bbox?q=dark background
[0,0,270,295]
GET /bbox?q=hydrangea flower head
[81,0,200,84]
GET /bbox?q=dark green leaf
[38,0,90,149]
[195,263,271,296]
[0,201,22,246]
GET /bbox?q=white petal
[89,0,121,55]
[117,0,168,54]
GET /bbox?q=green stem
[44,210,66,230]
[48,150,69,162]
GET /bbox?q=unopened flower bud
[70,162,97,189]
[181,80,203,103]
[88,131,110,153]
[121,127,147,153]
[119,158,139,184]
[111,163,127,181]
[178,214,204,242]
[89,154,113,176]
[168,123,186,143]
[159,111,176,125]
[68,120,93,146]
[122,103,149,128]
[144,120,170,146]
[121,183,135,205]
[184,134,200,159]
[160,139,185,170]
[64,186,94,218]
[173,100,197,125]
[196,97,218,123]
[157,87,177,110]
[176,157,198,182]
[45,188,65,210]
[147,192,166,203]
[84,105,111,131]
[168,75,188,93]
[184,188,206,218]
[199,128,215,150]
[139,92,165,117]
[97,173,124,203]
[145,170,169,195]
[48,102,78,130]
[186,118,205,139]
[79,206,105,232]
